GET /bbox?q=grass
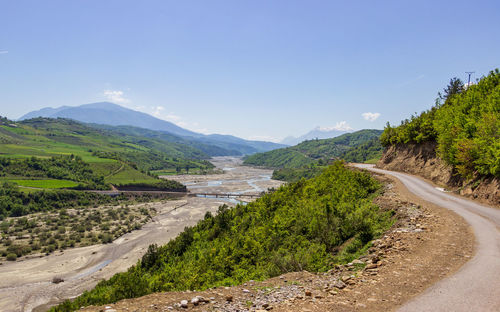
[88,160,123,177]
[105,165,157,185]
[8,179,80,189]
[364,157,381,164]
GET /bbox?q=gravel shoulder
[359,165,500,312]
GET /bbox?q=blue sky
[1,0,499,142]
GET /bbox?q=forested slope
[243,129,383,169]
[52,162,392,311]
[380,69,499,180]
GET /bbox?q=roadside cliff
[377,142,499,207]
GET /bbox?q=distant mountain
[244,129,383,168]
[280,127,350,145]
[20,102,197,137]
[20,102,285,155]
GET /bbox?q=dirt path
[357,164,500,311]
[0,157,282,312]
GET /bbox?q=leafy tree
[380,69,500,179]
[439,77,465,103]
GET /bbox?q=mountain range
[280,127,350,145]
[20,102,286,155]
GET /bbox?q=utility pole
[465,71,475,87]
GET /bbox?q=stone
[225,295,233,302]
[52,277,64,284]
[191,297,199,305]
[305,290,312,296]
[180,300,188,308]
[243,288,250,293]
[333,281,346,289]
[352,259,364,264]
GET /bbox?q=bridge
[90,190,262,199]
[190,192,262,198]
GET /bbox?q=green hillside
[243,129,383,169]
[0,117,214,188]
[52,162,392,311]
[381,69,499,179]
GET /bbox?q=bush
[6,253,17,261]
[50,162,393,311]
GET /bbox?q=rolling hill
[0,117,216,188]
[243,129,383,169]
[20,102,286,155]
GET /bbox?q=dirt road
[0,157,282,312]
[356,164,500,311]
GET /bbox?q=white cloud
[362,112,381,122]
[152,105,165,117]
[317,121,353,132]
[0,50,8,54]
[103,90,130,104]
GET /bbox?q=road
[356,164,500,312]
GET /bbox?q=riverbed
[0,157,283,312]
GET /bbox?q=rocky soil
[378,142,499,207]
[80,173,474,312]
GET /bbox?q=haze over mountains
[280,126,352,146]
[20,102,286,155]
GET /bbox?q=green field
[104,165,157,185]
[8,179,80,189]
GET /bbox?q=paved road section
[356,164,500,312]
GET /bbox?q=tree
[439,77,464,103]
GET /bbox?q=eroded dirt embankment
[378,142,499,206]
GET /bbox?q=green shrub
[381,69,500,179]
[6,253,17,261]
[51,162,393,311]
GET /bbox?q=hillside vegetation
[381,69,499,179]
[243,129,383,169]
[52,162,392,311]
[0,117,212,187]
[20,102,286,155]
[0,181,170,260]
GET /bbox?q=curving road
[356,164,500,312]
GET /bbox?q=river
[0,157,283,312]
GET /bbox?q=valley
[2,3,499,311]
[0,157,282,312]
